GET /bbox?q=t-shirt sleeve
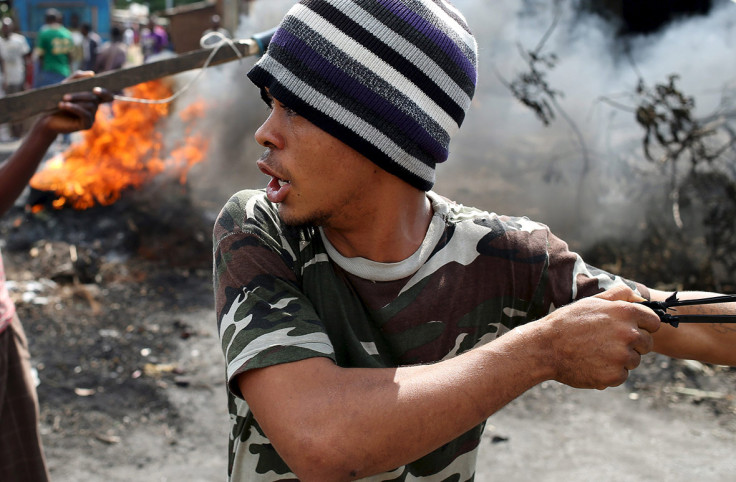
[544,226,650,309]
[213,192,335,399]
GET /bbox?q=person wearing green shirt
[34,9,73,87]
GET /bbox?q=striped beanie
[247,0,478,191]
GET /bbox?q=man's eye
[260,88,274,109]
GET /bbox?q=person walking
[0,17,30,140]
[79,23,101,72]
[94,26,127,74]
[141,16,168,61]
[33,9,73,88]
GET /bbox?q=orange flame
[29,80,210,210]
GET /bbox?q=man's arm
[237,286,659,481]
[0,74,112,216]
[648,288,736,364]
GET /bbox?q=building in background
[160,0,255,54]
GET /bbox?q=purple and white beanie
[247,0,478,191]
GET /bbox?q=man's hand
[539,285,661,390]
[38,71,114,134]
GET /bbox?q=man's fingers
[92,87,115,103]
[61,90,111,103]
[63,70,95,82]
[595,285,645,303]
[625,351,642,371]
[53,87,113,131]
[52,102,97,130]
[631,328,654,356]
[635,304,661,334]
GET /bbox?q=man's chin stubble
[278,208,330,230]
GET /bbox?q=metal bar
[671,315,736,323]
[0,28,276,125]
[640,292,736,327]
[664,294,736,308]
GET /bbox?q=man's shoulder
[50,25,72,36]
[430,191,549,234]
[15,33,30,48]
[41,26,72,40]
[215,189,270,231]
[223,188,270,214]
[214,189,300,247]
[9,33,28,44]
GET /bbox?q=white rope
[112,31,244,104]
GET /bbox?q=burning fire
[29,80,209,210]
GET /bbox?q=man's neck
[322,190,433,263]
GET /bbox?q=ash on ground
[1,181,217,455]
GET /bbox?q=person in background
[0,17,31,140]
[203,14,231,39]
[141,16,168,61]
[95,26,127,74]
[123,22,136,47]
[213,1,736,480]
[67,12,83,73]
[0,72,112,482]
[80,23,101,72]
[33,9,73,88]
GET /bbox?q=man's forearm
[239,289,658,480]
[0,119,57,216]
[240,322,553,481]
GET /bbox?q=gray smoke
[443,0,736,247]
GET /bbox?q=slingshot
[640,292,736,327]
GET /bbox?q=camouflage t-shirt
[213,189,644,481]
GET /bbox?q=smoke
[170,1,295,217]
[175,0,736,249]
[440,0,736,247]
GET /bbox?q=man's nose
[254,112,280,148]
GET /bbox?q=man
[67,13,83,72]
[0,17,30,140]
[34,9,74,87]
[79,23,101,72]
[202,14,231,41]
[94,26,127,73]
[212,1,736,480]
[141,16,168,61]
[0,73,112,481]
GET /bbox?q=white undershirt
[319,193,447,282]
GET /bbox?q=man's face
[2,18,14,37]
[255,90,380,229]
